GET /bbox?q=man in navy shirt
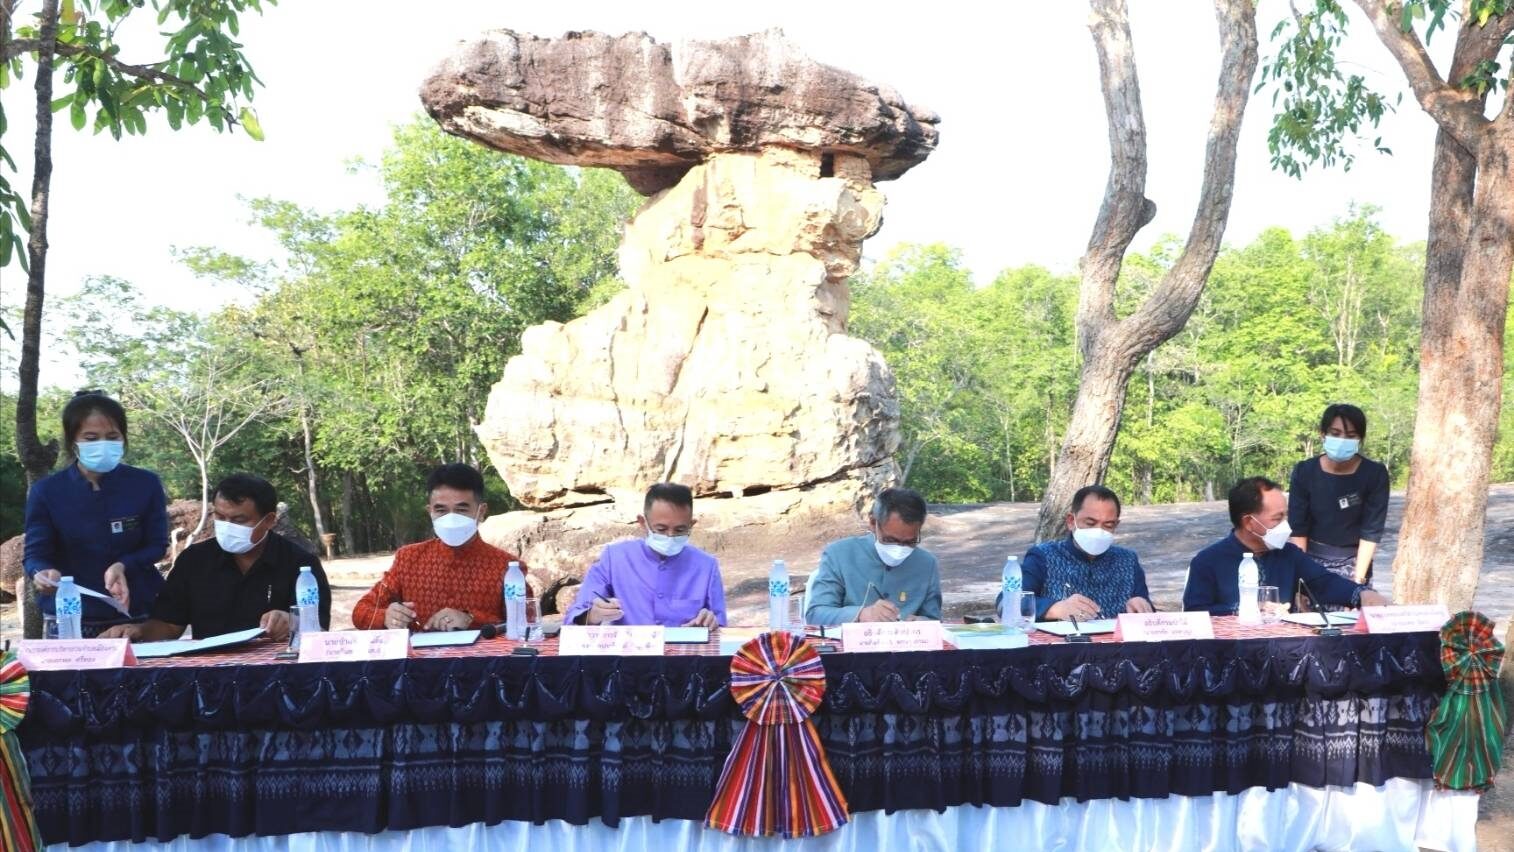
[1184,476,1389,615]
[1006,485,1152,621]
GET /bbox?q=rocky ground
[4,485,1512,846]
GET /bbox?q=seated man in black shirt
[100,474,330,642]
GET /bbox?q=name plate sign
[298,630,409,662]
[17,639,135,670]
[558,625,665,656]
[1356,604,1449,634]
[840,621,942,653]
[1113,612,1214,642]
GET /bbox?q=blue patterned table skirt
[18,632,1442,845]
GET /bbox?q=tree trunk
[14,0,60,487]
[300,404,327,542]
[192,452,210,537]
[1393,122,1514,609]
[340,470,357,556]
[1035,0,1257,541]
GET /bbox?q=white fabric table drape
[51,779,1478,852]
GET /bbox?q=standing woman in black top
[1287,404,1390,602]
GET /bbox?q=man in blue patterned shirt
[1017,485,1152,621]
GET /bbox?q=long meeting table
[16,617,1477,851]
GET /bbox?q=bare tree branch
[1350,0,1493,152]
[1078,0,1157,360]
[3,37,219,108]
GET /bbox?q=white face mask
[646,532,689,557]
[874,538,914,568]
[215,519,268,555]
[1250,516,1292,551]
[1322,435,1360,463]
[433,511,479,547]
[1072,527,1115,556]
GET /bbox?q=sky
[0,0,1473,390]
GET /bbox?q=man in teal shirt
[805,488,942,625]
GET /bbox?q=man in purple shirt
[565,483,726,627]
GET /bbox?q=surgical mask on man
[646,532,689,557]
[77,439,124,474]
[432,511,479,547]
[874,538,914,568]
[1322,435,1360,463]
[1072,527,1115,556]
[215,519,268,555]
[1250,516,1292,551]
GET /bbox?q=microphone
[478,622,510,639]
[1065,613,1092,643]
[1297,576,1343,637]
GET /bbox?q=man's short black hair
[1228,476,1281,529]
[1319,403,1367,438]
[214,473,278,517]
[61,390,128,456]
[644,482,694,516]
[1070,484,1122,516]
[426,463,485,502]
[871,487,927,526]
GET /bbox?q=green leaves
[238,106,263,140]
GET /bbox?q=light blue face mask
[77,440,124,473]
[1322,435,1360,463]
[646,532,689,557]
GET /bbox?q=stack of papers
[716,627,766,655]
[664,627,710,644]
[132,627,265,659]
[943,624,1030,650]
[1033,619,1117,637]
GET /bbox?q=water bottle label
[769,579,789,597]
[57,596,82,616]
[1002,576,1022,595]
[504,581,527,600]
[298,589,320,606]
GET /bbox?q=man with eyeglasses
[564,483,726,628]
[805,487,942,626]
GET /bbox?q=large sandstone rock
[427,29,933,588]
[420,29,939,194]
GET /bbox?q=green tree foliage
[850,206,1460,507]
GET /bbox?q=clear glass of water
[43,614,58,640]
[1257,586,1282,625]
[522,597,542,642]
[1016,591,1037,631]
[287,605,304,652]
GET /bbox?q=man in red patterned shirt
[352,464,528,631]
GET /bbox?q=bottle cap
[1242,552,1253,558]
[299,566,312,573]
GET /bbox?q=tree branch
[1120,0,1259,358]
[1350,0,1490,152]
[1078,0,1157,361]
[3,37,217,107]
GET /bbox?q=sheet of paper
[663,626,710,644]
[132,627,265,659]
[1281,612,1358,627]
[716,627,766,655]
[76,585,131,615]
[410,629,481,648]
[1033,619,1117,637]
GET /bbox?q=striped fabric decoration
[0,650,42,852]
[705,632,849,838]
[1426,611,1508,792]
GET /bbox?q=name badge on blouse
[1338,492,1360,510]
[109,516,140,534]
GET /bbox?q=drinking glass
[43,614,58,640]
[1257,586,1282,626]
[287,605,304,653]
[1016,591,1037,632]
[522,597,542,642]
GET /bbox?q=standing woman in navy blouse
[23,391,169,635]
[1287,403,1390,600]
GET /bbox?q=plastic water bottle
[768,559,789,631]
[296,566,322,634]
[1237,552,1260,625]
[504,561,527,640]
[1000,556,1023,627]
[55,576,83,639]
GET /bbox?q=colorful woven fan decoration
[705,631,849,838]
[1426,611,1508,792]
[0,650,42,852]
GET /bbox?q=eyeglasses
[878,535,922,547]
[650,526,693,537]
